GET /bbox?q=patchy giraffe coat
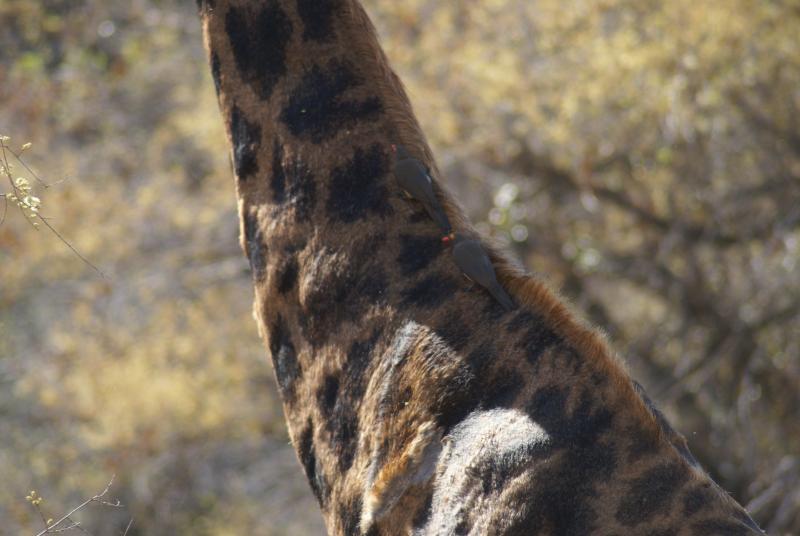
[197,1,765,534]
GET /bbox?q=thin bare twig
[9,147,52,188]
[0,137,106,278]
[34,475,122,536]
[38,215,107,278]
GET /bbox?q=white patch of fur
[418,409,550,535]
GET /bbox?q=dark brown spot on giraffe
[317,366,361,473]
[626,425,661,463]
[683,485,715,517]
[318,328,381,474]
[333,338,380,462]
[225,1,292,100]
[509,311,562,366]
[318,374,340,416]
[271,140,317,219]
[268,314,300,400]
[353,266,388,307]
[243,210,267,278]
[339,493,364,535]
[479,367,524,409]
[397,233,445,276]
[210,51,221,95]
[297,419,331,507]
[344,328,382,400]
[280,59,382,143]
[276,255,299,294]
[328,404,359,473]
[286,161,317,219]
[466,342,493,371]
[527,386,581,443]
[401,273,460,309]
[616,462,691,527]
[327,144,393,223]
[434,316,471,352]
[297,0,339,42]
[230,105,261,181]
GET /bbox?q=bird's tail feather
[490,285,515,311]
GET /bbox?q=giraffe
[197,1,765,534]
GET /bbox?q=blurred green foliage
[1,0,798,534]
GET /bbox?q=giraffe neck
[200,0,436,196]
[199,2,762,535]
[200,1,460,530]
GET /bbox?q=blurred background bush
[1,0,798,534]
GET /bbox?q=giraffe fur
[198,1,764,534]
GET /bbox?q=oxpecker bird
[451,234,515,311]
[392,144,453,238]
